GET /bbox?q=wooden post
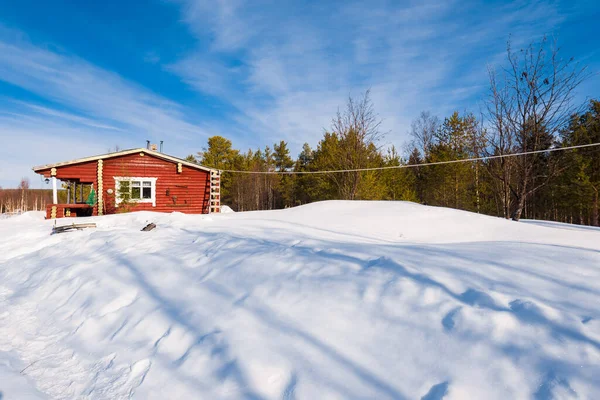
[80,183,84,204]
[52,177,58,204]
[67,182,71,204]
[97,160,103,215]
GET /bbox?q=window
[143,181,152,199]
[131,181,141,199]
[114,177,157,207]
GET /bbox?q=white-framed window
[114,177,157,207]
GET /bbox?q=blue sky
[0,0,599,188]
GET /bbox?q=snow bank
[220,205,235,213]
[0,351,48,399]
[1,201,599,399]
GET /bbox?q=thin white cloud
[8,101,124,132]
[175,0,256,51]
[0,27,213,187]
[0,104,212,187]
[0,0,590,188]
[0,113,112,187]
[0,32,206,141]
[169,0,571,154]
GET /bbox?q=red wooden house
[33,148,221,219]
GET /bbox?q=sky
[0,0,599,188]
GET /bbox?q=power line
[218,142,600,175]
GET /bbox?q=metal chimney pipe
[146,140,150,149]
[160,141,164,152]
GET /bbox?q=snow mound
[220,205,235,213]
[0,351,48,399]
[1,201,599,399]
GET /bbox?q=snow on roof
[32,148,216,173]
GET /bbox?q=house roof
[32,148,216,173]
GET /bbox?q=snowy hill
[1,201,599,399]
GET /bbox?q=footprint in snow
[509,299,546,324]
[442,307,461,332]
[282,373,298,400]
[459,288,501,310]
[421,381,449,400]
[534,370,577,400]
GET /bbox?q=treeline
[189,37,599,226]
[0,178,56,214]
[187,92,417,211]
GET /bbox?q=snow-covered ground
[1,201,599,399]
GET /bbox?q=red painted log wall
[102,153,210,214]
[40,152,211,215]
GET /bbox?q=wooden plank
[52,223,96,234]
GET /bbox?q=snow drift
[1,201,599,399]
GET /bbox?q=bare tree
[410,111,440,158]
[19,177,30,212]
[485,36,588,220]
[486,71,515,219]
[332,89,384,145]
[326,89,385,200]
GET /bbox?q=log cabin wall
[35,151,212,215]
[101,152,211,214]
